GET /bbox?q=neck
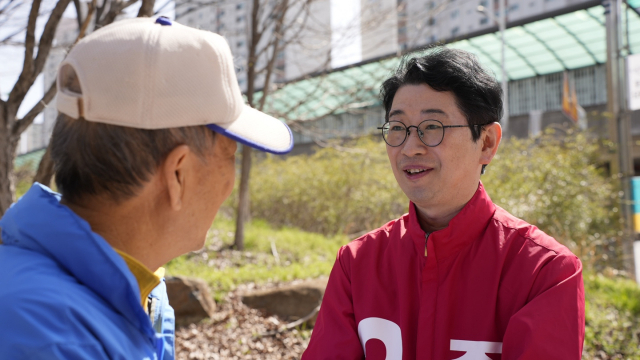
[414,203,465,233]
[62,191,164,271]
[414,183,479,233]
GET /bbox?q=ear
[480,122,502,165]
[161,145,191,211]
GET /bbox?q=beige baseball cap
[56,17,293,154]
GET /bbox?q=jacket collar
[0,183,155,340]
[407,181,496,261]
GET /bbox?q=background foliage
[228,137,407,237]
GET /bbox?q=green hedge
[234,137,408,236]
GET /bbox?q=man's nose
[401,128,427,156]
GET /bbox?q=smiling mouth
[405,169,428,175]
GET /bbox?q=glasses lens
[383,121,407,146]
[418,120,444,146]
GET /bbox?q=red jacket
[303,183,585,360]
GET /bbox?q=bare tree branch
[31,0,73,82]
[12,0,95,137]
[95,0,108,25]
[0,0,20,15]
[4,0,41,118]
[137,0,155,17]
[100,0,137,27]
[0,0,24,27]
[257,0,287,111]
[33,140,54,185]
[6,0,71,116]
[11,80,56,136]
[153,0,173,15]
[72,0,83,28]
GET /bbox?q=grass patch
[584,272,640,316]
[167,256,334,302]
[582,272,640,359]
[165,215,348,301]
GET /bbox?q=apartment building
[175,0,397,87]
[399,0,595,51]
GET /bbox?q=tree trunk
[234,145,252,250]
[233,0,261,251]
[33,141,54,186]
[0,128,18,216]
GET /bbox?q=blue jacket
[0,184,175,359]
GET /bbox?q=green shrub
[241,137,407,236]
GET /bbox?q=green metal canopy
[261,4,640,123]
[448,6,638,80]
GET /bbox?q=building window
[509,4,519,12]
[451,10,459,19]
[237,40,244,48]
[480,17,488,25]
[236,3,244,10]
[236,15,245,23]
[428,17,436,26]
[451,26,459,36]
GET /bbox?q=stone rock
[166,276,216,327]
[241,278,328,328]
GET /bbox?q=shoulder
[0,247,115,353]
[490,206,582,294]
[338,214,409,259]
[492,205,577,258]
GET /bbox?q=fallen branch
[257,304,321,337]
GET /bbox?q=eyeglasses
[377,120,487,147]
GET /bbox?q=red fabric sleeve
[501,254,585,359]
[302,247,364,360]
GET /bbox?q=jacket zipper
[425,233,430,257]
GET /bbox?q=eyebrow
[388,109,447,117]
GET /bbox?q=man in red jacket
[302,47,585,360]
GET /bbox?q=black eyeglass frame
[377,119,491,147]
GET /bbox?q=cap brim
[207,105,293,154]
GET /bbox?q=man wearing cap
[0,17,292,359]
[303,48,585,359]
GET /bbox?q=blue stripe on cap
[155,17,172,26]
[206,123,294,155]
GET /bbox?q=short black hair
[380,46,503,141]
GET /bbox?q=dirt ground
[175,288,311,360]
